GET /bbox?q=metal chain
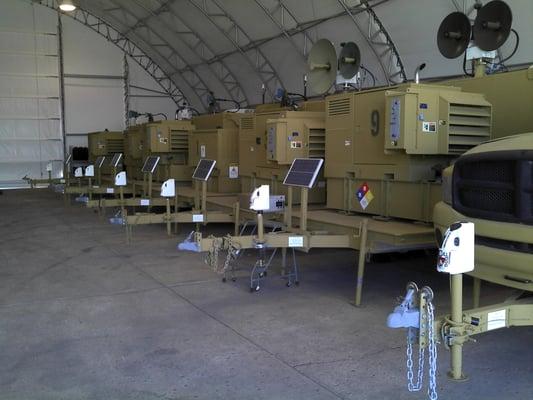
[220,235,240,275]
[205,237,221,271]
[406,338,425,392]
[405,296,438,400]
[427,301,438,400]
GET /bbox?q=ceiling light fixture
[59,0,76,12]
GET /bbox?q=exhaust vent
[308,128,326,158]
[448,103,491,154]
[327,97,351,116]
[240,116,255,130]
[106,139,124,154]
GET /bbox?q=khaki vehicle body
[434,132,533,291]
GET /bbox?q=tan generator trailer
[325,83,492,222]
[189,111,243,193]
[239,101,326,204]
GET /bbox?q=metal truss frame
[153,0,249,106]
[38,0,188,107]
[337,0,406,84]
[104,0,210,108]
[187,0,286,100]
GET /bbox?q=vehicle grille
[453,150,533,225]
[476,235,533,255]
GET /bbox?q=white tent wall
[61,7,177,150]
[0,1,60,188]
[0,0,177,188]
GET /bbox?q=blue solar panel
[142,156,160,173]
[193,159,216,181]
[283,158,323,188]
[95,156,106,169]
[110,153,122,167]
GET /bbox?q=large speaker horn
[473,0,512,51]
[338,42,361,79]
[307,39,337,95]
[437,12,471,59]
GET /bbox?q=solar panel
[142,156,161,173]
[192,159,216,181]
[110,153,123,167]
[283,158,324,188]
[95,156,106,169]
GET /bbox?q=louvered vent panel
[170,130,189,152]
[327,98,351,116]
[308,128,325,159]
[448,103,491,154]
[241,116,255,130]
[106,139,124,154]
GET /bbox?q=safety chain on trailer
[406,292,438,400]
[427,301,437,400]
[221,235,241,276]
[205,236,222,271]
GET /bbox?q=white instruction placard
[106,188,114,194]
[288,236,304,247]
[140,199,150,206]
[229,165,239,179]
[192,214,204,222]
[487,309,506,331]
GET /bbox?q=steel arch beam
[37,1,188,107]
[252,0,313,63]
[337,0,406,84]
[154,0,250,106]
[187,0,286,100]
[104,0,208,109]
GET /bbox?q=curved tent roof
[38,0,533,111]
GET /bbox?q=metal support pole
[88,177,92,200]
[143,172,147,197]
[257,211,264,243]
[194,180,200,210]
[174,191,179,234]
[148,172,153,199]
[123,54,130,129]
[300,187,308,232]
[201,180,207,215]
[165,198,171,236]
[281,247,287,276]
[450,273,466,380]
[57,11,67,163]
[286,186,293,230]
[355,218,369,306]
[473,277,481,309]
[119,186,129,243]
[234,201,240,236]
[473,59,486,78]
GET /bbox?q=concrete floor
[1,189,532,400]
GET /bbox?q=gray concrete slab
[1,189,532,400]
